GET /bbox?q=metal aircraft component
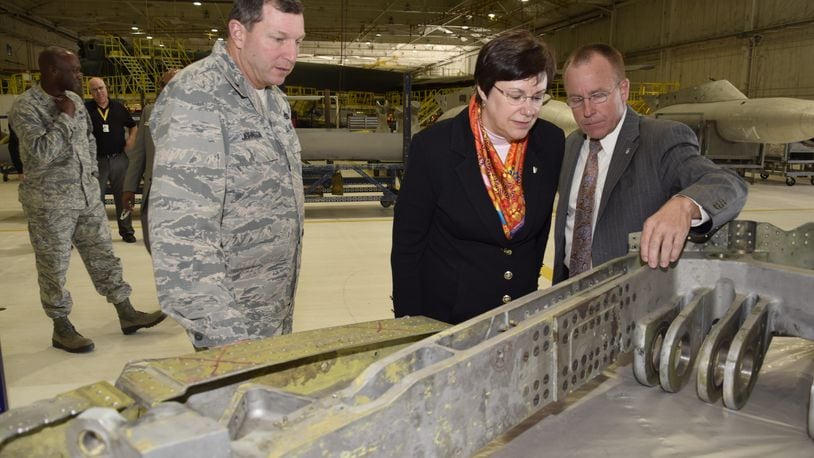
[67,404,231,458]
[1,221,812,457]
[651,80,814,144]
[630,221,813,413]
[297,129,404,162]
[0,318,447,456]
[810,380,814,438]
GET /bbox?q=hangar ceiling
[0,0,618,72]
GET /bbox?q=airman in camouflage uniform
[149,0,306,349]
[10,47,166,353]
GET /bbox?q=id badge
[102,123,110,133]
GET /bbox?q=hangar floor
[1,174,813,414]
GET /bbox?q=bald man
[10,47,165,353]
[86,77,138,243]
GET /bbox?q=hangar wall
[428,0,814,100]
[540,0,814,98]
[0,15,76,73]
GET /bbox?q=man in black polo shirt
[87,77,138,243]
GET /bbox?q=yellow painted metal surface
[116,317,447,406]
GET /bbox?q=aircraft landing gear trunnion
[0,221,812,456]
[631,221,813,412]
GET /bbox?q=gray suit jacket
[552,108,747,283]
[124,103,155,202]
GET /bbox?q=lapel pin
[625,148,631,155]
[533,166,538,174]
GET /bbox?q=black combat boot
[114,299,167,335]
[52,317,95,353]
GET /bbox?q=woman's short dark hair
[229,0,304,31]
[474,30,556,103]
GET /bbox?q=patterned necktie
[569,140,601,277]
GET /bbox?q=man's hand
[122,191,135,213]
[640,196,700,268]
[55,96,75,117]
[124,126,138,153]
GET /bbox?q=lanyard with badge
[97,106,110,132]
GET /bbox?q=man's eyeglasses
[566,81,622,108]
[493,86,546,107]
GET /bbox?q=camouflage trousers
[179,301,295,350]
[163,254,297,349]
[23,200,131,318]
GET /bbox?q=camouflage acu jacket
[148,41,305,345]
[10,86,99,209]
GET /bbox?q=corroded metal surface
[0,381,134,456]
[0,317,447,456]
[1,221,812,457]
[116,316,447,407]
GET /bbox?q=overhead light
[193,1,202,6]
[146,35,153,39]
[461,25,469,30]
[131,25,139,31]
[488,13,496,19]
[217,37,224,41]
[375,33,381,37]
[211,28,218,32]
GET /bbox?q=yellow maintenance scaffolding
[99,35,194,107]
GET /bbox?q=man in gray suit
[552,43,747,284]
[123,69,179,253]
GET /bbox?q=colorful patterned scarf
[468,95,528,239]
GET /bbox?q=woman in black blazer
[391,30,565,324]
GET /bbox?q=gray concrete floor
[0,173,813,410]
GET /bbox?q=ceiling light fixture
[211,28,218,32]
[217,37,224,41]
[193,2,202,6]
[488,13,496,19]
[146,35,153,39]
[131,25,139,30]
